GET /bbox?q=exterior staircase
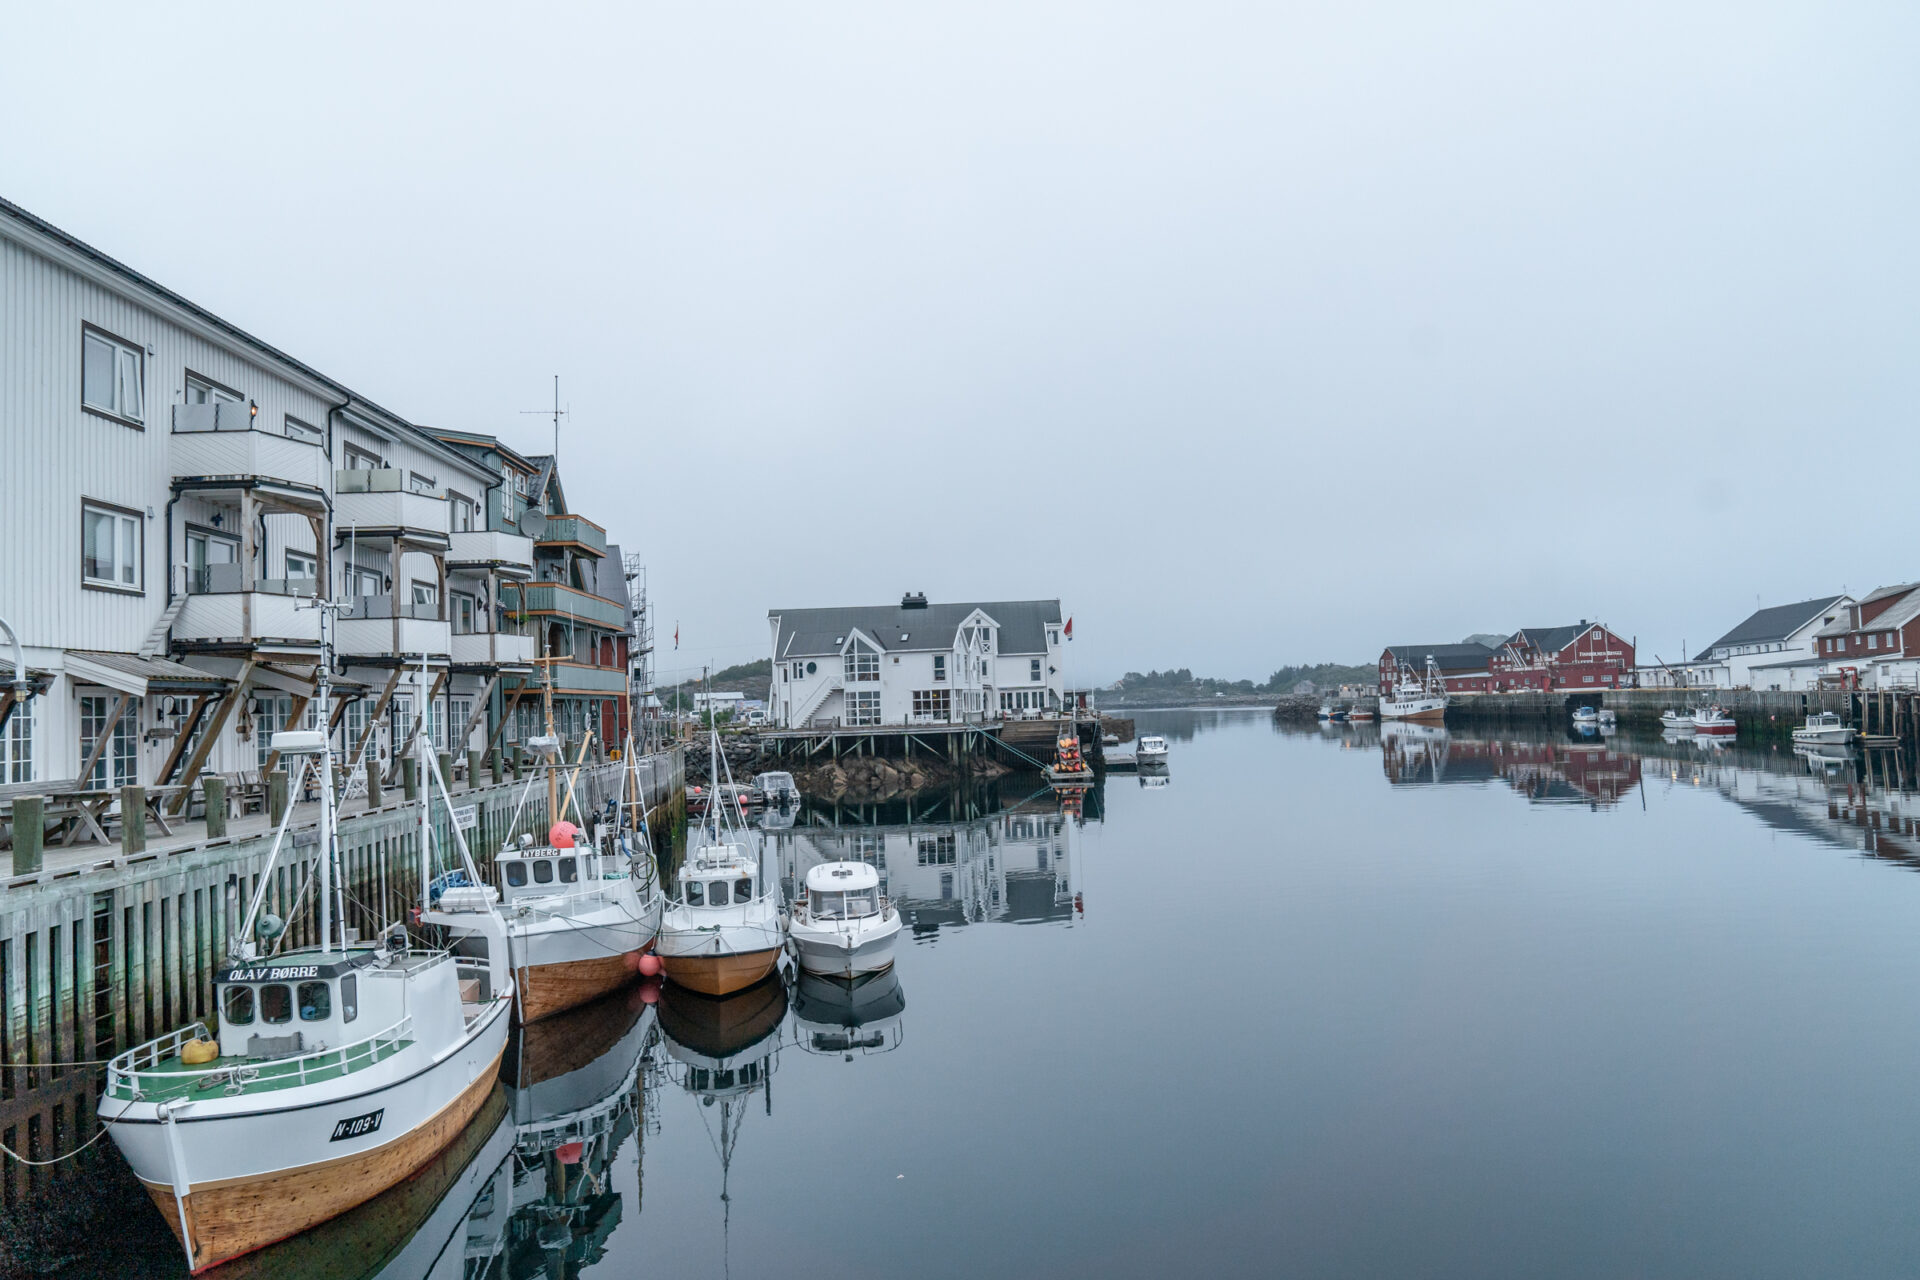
[789,679,839,728]
[137,596,187,660]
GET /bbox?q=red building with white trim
[1487,622,1636,691]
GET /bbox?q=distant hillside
[662,658,770,704]
[1106,662,1375,705]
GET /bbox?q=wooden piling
[119,787,146,855]
[11,797,42,877]
[203,777,227,838]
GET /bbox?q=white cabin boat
[753,770,801,807]
[1791,711,1853,745]
[1692,706,1737,736]
[1659,709,1696,731]
[1137,734,1170,763]
[788,861,901,978]
[657,735,786,996]
[100,722,515,1273]
[1571,705,1599,724]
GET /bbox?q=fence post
[366,759,383,808]
[203,777,228,839]
[402,758,419,803]
[12,795,43,875]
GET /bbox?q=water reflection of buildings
[763,791,1082,933]
[1377,723,1642,807]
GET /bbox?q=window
[687,880,705,906]
[1049,629,1059,645]
[1030,658,1042,682]
[298,981,331,1021]
[411,581,436,608]
[82,326,144,423]
[187,526,239,591]
[184,372,242,405]
[708,880,730,906]
[734,878,753,901]
[441,697,471,751]
[260,984,293,1025]
[917,833,956,865]
[844,639,879,683]
[557,857,578,883]
[82,501,142,591]
[2,696,33,784]
[348,565,383,598]
[933,655,946,682]
[409,472,438,495]
[845,690,881,726]
[532,859,554,884]
[1869,634,1878,650]
[285,551,317,582]
[812,890,846,919]
[505,861,528,887]
[791,661,805,680]
[912,689,952,720]
[223,984,255,1025]
[284,414,321,444]
[80,694,139,789]
[451,592,477,635]
[448,491,474,532]
[340,974,358,1023]
[344,444,384,471]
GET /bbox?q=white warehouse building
[767,594,1066,729]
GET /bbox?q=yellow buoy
[180,1037,219,1065]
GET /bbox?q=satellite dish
[518,509,548,539]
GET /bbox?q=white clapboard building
[0,196,630,805]
[767,594,1066,729]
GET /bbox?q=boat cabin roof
[682,841,755,878]
[805,861,879,893]
[755,771,795,785]
[218,949,380,985]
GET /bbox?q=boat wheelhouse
[1692,706,1737,736]
[1137,734,1169,762]
[788,861,902,978]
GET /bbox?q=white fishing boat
[1571,705,1600,725]
[1137,734,1170,763]
[1692,705,1737,736]
[1346,705,1377,723]
[752,770,801,807]
[1380,658,1448,724]
[1659,709,1696,731]
[99,659,515,1274]
[656,733,786,996]
[788,861,902,978]
[1791,711,1853,745]
[427,660,664,1024]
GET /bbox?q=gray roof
[1702,595,1845,655]
[1382,643,1495,672]
[1510,624,1595,655]
[770,599,1062,658]
[1816,584,1920,639]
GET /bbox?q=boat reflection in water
[791,968,906,1062]
[1378,721,1641,806]
[491,987,656,1280]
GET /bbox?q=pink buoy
[638,952,664,977]
[556,1141,584,1165]
[638,978,661,1005]
[548,821,578,849]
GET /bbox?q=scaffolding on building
[624,554,661,752]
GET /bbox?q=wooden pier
[0,748,683,1212]
[759,716,1107,773]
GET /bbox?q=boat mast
[317,609,337,955]
[418,650,432,911]
[540,648,559,830]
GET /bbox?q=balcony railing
[338,603,450,659]
[171,404,329,493]
[451,631,536,668]
[509,661,627,695]
[500,582,626,630]
[536,514,607,556]
[175,591,323,649]
[189,564,319,597]
[336,488,450,540]
[447,529,535,575]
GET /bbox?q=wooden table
[51,785,186,846]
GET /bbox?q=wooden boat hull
[659,947,782,997]
[142,1041,506,1274]
[515,951,642,1024]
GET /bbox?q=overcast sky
[8,3,1917,683]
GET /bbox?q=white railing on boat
[105,1015,415,1101]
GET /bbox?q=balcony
[450,630,535,669]
[509,662,628,696]
[337,601,451,661]
[174,573,323,652]
[447,529,534,577]
[500,582,626,630]
[335,481,449,544]
[171,405,329,498]
[536,514,607,557]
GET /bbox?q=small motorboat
[788,861,901,978]
[1571,705,1600,725]
[752,770,801,807]
[1659,709,1695,731]
[1317,704,1334,721]
[1347,705,1376,722]
[1597,709,1616,727]
[1791,711,1853,746]
[1137,734,1169,764]
[1691,706,1737,736]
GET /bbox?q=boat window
[260,984,293,1025]
[298,981,332,1022]
[505,860,527,887]
[687,880,705,906]
[846,888,878,916]
[734,878,753,902]
[223,984,255,1025]
[813,889,846,918]
[709,880,731,906]
[341,974,358,1023]
[557,857,578,883]
[532,859,554,884]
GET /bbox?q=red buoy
[548,821,578,848]
[556,1141,584,1165]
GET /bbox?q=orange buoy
[638,952,664,977]
[548,821,579,848]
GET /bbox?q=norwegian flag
[1064,617,1073,640]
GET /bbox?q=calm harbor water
[28,708,1920,1278]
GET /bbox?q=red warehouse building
[1487,622,1636,691]
[1378,643,1498,696]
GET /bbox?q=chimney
[901,592,928,610]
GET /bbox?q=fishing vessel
[656,733,786,995]
[1045,730,1096,784]
[99,661,515,1274]
[1659,709,1696,731]
[1379,658,1448,725]
[787,861,902,978]
[1692,705,1738,736]
[427,659,665,1024]
[1791,711,1853,745]
[1571,705,1599,725]
[1346,704,1377,723]
[1137,733,1170,763]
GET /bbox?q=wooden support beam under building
[74,693,131,790]
[155,694,213,786]
[168,660,254,814]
